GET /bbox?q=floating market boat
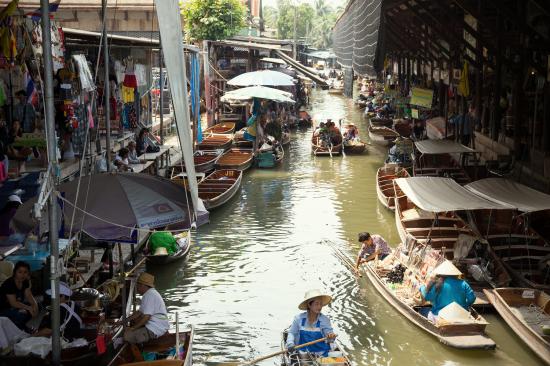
[376,165,409,210]
[368,126,400,146]
[233,127,254,148]
[198,169,242,210]
[170,150,222,174]
[369,117,393,128]
[328,87,344,95]
[196,134,233,151]
[483,288,550,364]
[281,329,351,366]
[144,230,192,265]
[298,110,313,128]
[311,129,342,156]
[215,148,254,171]
[341,124,366,154]
[362,248,496,350]
[203,122,236,134]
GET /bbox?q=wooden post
[492,11,503,140]
[543,83,550,152]
[202,40,213,127]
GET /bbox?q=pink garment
[87,104,94,128]
[0,162,6,182]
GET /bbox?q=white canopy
[465,178,550,213]
[260,57,287,65]
[415,139,476,155]
[220,86,295,104]
[227,70,295,87]
[394,177,511,212]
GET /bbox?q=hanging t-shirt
[121,86,135,103]
[140,288,169,337]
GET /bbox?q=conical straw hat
[298,289,332,310]
[438,302,471,322]
[433,260,462,276]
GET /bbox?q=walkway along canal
[149,89,542,366]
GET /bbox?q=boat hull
[203,122,236,135]
[215,148,254,171]
[198,169,242,210]
[197,135,233,151]
[368,126,399,146]
[376,166,409,210]
[145,231,192,265]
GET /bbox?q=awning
[275,51,328,87]
[465,178,550,213]
[394,177,512,212]
[260,57,287,65]
[415,139,476,155]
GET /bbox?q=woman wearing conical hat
[419,260,476,323]
[285,289,337,356]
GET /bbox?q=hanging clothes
[121,85,135,103]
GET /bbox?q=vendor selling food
[355,232,391,269]
[419,260,476,323]
[122,272,169,344]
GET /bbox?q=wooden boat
[341,124,366,154]
[281,329,351,366]
[198,169,242,210]
[328,87,344,95]
[203,122,236,134]
[368,125,400,146]
[376,165,410,210]
[369,117,393,128]
[170,150,221,174]
[257,145,284,168]
[118,326,194,366]
[144,230,192,265]
[413,140,473,185]
[311,130,342,156]
[196,134,233,151]
[298,111,312,128]
[215,148,254,171]
[362,251,496,350]
[233,127,253,148]
[483,288,550,364]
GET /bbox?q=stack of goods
[386,264,406,283]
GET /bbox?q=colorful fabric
[149,231,178,255]
[121,86,135,103]
[123,74,137,88]
[359,234,391,258]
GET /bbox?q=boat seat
[402,208,434,220]
[141,332,185,353]
[401,216,461,224]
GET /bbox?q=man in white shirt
[123,272,170,344]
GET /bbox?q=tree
[180,0,246,41]
[263,5,278,30]
[276,1,315,40]
[314,0,329,18]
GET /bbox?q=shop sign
[410,87,434,108]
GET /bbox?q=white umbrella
[221,86,295,104]
[227,70,295,87]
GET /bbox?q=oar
[211,337,327,366]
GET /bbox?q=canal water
[150,89,542,365]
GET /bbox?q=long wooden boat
[281,329,351,366]
[233,127,253,148]
[471,209,550,291]
[203,122,236,134]
[376,165,410,210]
[311,131,342,156]
[369,117,393,128]
[483,288,550,364]
[196,134,233,151]
[215,148,254,171]
[368,126,400,146]
[393,185,512,290]
[170,150,221,175]
[198,169,242,210]
[118,326,194,366]
[362,252,496,350]
[144,230,192,265]
[341,124,366,154]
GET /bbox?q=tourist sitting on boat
[326,121,342,145]
[343,124,358,141]
[419,260,476,323]
[122,272,169,344]
[114,148,131,172]
[355,232,391,269]
[286,289,337,356]
[35,282,83,341]
[0,261,38,330]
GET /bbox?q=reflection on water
[150,90,541,365]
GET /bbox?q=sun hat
[8,195,22,204]
[433,260,462,277]
[437,302,472,323]
[298,289,332,310]
[46,282,72,297]
[154,247,169,256]
[137,272,155,288]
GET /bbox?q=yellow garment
[122,86,135,103]
[457,61,470,97]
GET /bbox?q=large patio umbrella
[221,86,295,104]
[227,70,295,87]
[13,173,209,243]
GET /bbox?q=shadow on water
[148,89,542,366]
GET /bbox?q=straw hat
[154,247,169,256]
[137,272,155,288]
[298,289,332,310]
[433,260,462,277]
[437,302,471,322]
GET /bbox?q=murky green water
[149,90,543,365]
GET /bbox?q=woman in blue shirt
[420,260,476,323]
[285,289,337,356]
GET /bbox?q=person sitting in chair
[122,273,169,344]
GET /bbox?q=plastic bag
[14,336,68,358]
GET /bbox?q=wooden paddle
[210,337,327,366]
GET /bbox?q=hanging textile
[190,54,202,143]
[121,85,135,103]
[72,54,95,91]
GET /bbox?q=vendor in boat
[35,282,83,340]
[122,272,170,344]
[286,289,337,356]
[419,260,476,323]
[0,261,38,330]
[355,232,391,269]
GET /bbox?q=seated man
[123,272,169,344]
[355,232,391,269]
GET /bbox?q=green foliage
[276,1,315,40]
[263,5,278,30]
[180,0,246,41]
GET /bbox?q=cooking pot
[71,287,99,308]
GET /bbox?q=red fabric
[123,74,137,88]
[0,162,6,182]
[109,97,118,121]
